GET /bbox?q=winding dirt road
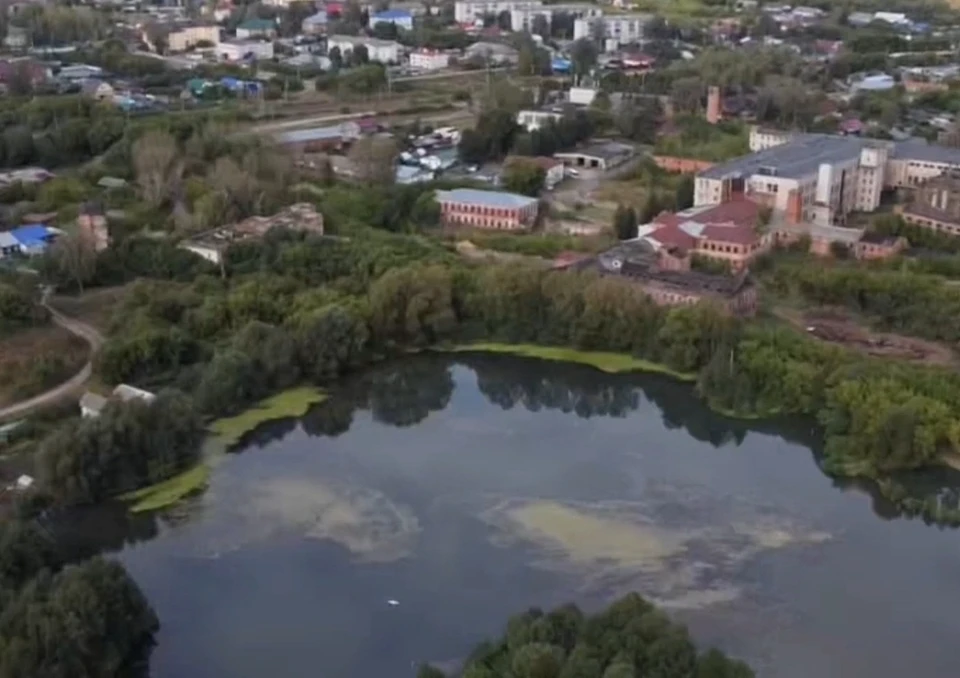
[0,298,104,422]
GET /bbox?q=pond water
[60,355,960,678]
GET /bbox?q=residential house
[435,188,540,230]
[852,232,908,260]
[516,108,563,131]
[8,224,56,255]
[464,41,518,64]
[80,78,114,100]
[0,231,20,258]
[166,24,220,52]
[301,11,329,34]
[327,35,401,63]
[409,48,450,70]
[236,18,277,39]
[220,39,274,61]
[80,384,156,418]
[369,9,414,30]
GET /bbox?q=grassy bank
[119,463,210,513]
[438,343,697,381]
[209,386,327,447]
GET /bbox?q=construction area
[779,308,958,366]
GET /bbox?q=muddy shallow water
[63,354,960,678]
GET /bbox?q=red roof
[649,199,761,247]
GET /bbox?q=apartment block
[509,2,600,32]
[573,13,652,46]
[454,0,538,23]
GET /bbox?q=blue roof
[10,224,53,247]
[374,9,411,19]
[435,188,538,209]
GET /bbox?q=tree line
[68,225,960,480]
[417,594,753,678]
[0,519,158,678]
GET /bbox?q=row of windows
[444,203,526,217]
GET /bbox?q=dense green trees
[37,390,204,505]
[0,280,43,331]
[0,520,158,678]
[421,594,753,678]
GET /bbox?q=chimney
[706,86,722,125]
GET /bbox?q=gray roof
[699,134,865,181]
[556,141,634,162]
[276,125,346,144]
[892,139,960,165]
[0,231,19,248]
[435,188,538,209]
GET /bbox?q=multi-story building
[369,9,414,30]
[327,35,401,63]
[454,0,538,23]
[409,49,450,71]
[901,171,960,235]
[573,13,651,46]
[509,2,600,32]
[435,188,539,230]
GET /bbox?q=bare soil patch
[777,307,957,366]
[0,325,88,407]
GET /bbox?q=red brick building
[435,188,539,230]
[639,198,772,272]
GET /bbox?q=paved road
[0,299,105,422]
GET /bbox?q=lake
[63,354,960,678]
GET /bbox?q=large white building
[454,0,539,23]
[695,129,960,228]
[509,2,600,32]
[327,35,401,64]
[573,13,651,47]
[517,109,563,131]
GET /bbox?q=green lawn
[439,343,696,381]
[209,386,327,447]
[119,464,210,513]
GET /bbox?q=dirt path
[0,297,105,422]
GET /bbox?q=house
[166,24,220,52]
[638,198,772,272]
[77,202,110,251]
[369,9,413,30]
[236,18,277,39]
[9,224,56,254]
[0,231,20,258]
[516,109,563,131]
[80,78,114,100]
[57,64,104,81]
[464,41,518,65]
[409,49,450,71]
[327,35,401,64]
[852,73,895,92]
[505,156,565,189]
[220,39,274,62]
[435,188,540,230]
[80,384,157,418]
[301,11,329,34]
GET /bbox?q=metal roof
[0,231,18,248]
[10,224,52,247]
[435,188,538,210]
[699,134,864,181]
[892,139,960,165]
[374,9,412,18]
